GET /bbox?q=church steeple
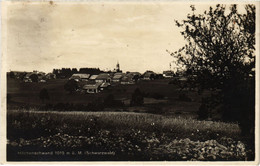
[116,61,120,72]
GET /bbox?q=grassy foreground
[7,109,253,161]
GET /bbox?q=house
[163,70,174,78]
[112,73,125,82]
[95,73,111,83]
[100,82,110,90]
[121,72,140,84]
[89,75,98,81]
[121,75,133,84]
[23,73,33,82]
[69,73,90,82]
[143,71,156,80]
[8,71,27,79]
[46,73,56,79]
[83,82,102,93]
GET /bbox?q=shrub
[29,74,38,82]
[64,79,79,93]
[130,88,144,106]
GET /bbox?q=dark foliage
[64,79,79,93]
[29,74,38,82]
[53,67,101,78]
[172,4,255,137]
[132,75,140,82]
[130,88,144,106]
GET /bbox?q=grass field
[7,109,252,161]
[7,77,203,117]
[6,77,254,161]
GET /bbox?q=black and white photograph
[0,0,259,163]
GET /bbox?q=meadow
[6,77,254,161]
[7,78,202,117]
[7,109,250,161]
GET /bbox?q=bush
[130,88,144,106]
[64,79,79,93]
[30,74,38,82]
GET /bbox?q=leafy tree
[30,74,38,82]
[130,88,144,106]
[172,4,255,136]
[39,88,50,103]
[132,75,140,82]
[64,79,79,93]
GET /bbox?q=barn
[83,82,102,93]
[69,74,90,82]
[95,73,111,83]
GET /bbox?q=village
[8,62,184,94]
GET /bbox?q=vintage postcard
[0,0,259,164]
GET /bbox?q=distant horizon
[8,64,178,74]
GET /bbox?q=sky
[4,1,247,73]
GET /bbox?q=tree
[132,75,140,82]
[172,4,255,136]
[64,79,79,93]
[39,88,50,103]
[130,88,144,106]
[30,74,38,82]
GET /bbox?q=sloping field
[7,109,253,161]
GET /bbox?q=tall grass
[7,109,240,141]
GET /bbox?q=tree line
[52,68,102,78]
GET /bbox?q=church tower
[116,61,120,72]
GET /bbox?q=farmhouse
[22,71,46,82]
[112,73,125,82]
[46,73,56,79]
[69,73,90,82]
[121,76,133,84]
[89,75,98,81]
[163,70,174,78]
[100,82,110,90]
[95,73,111,83]
[83,82,102,93]
[143,71,156,80]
